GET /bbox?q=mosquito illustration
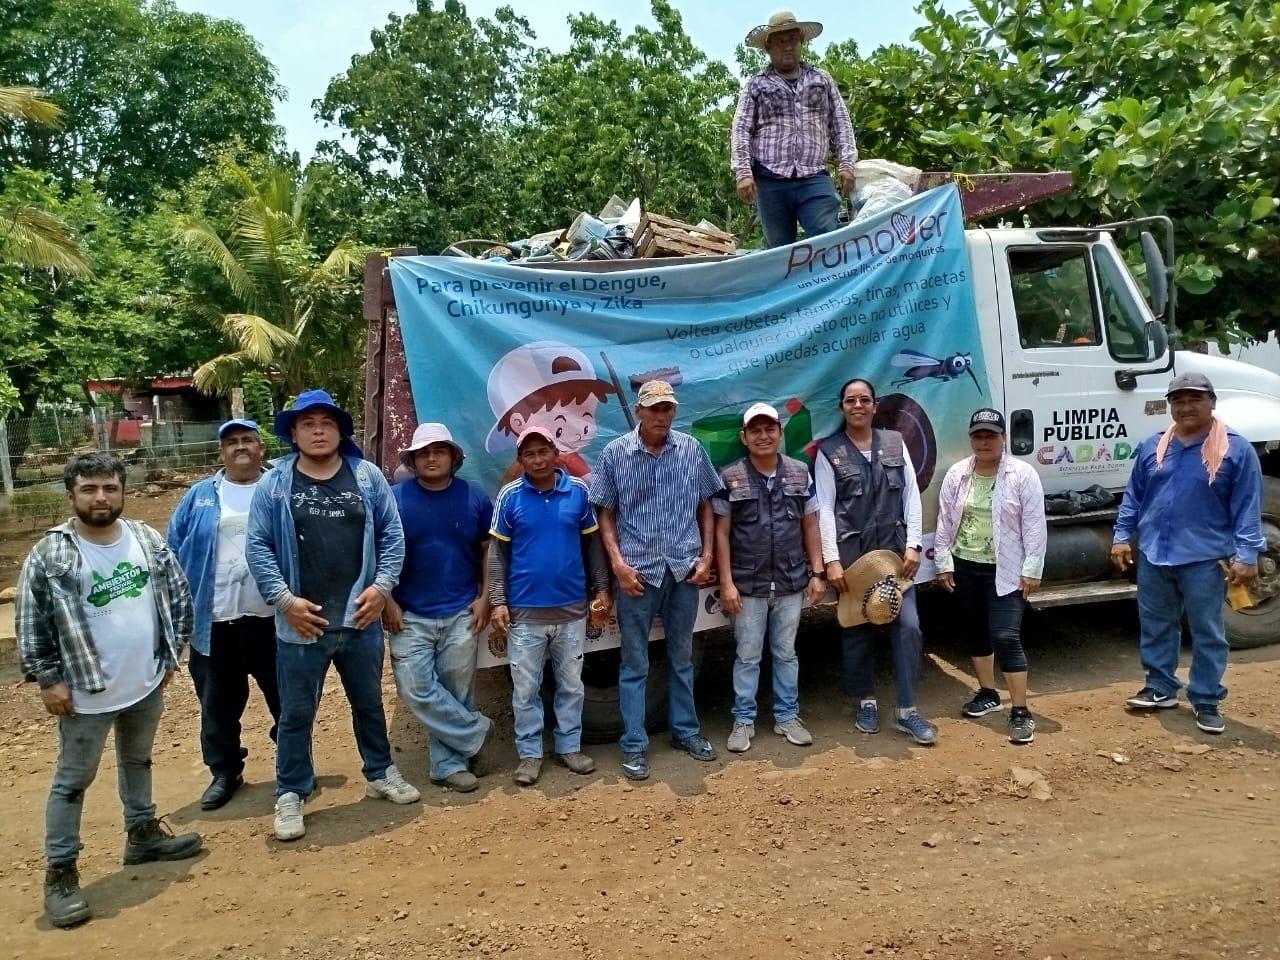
[890,349,983,394]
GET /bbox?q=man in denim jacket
[246,390,415,842]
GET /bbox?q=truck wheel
[560,641,704,745]
[1225,476,1280,649]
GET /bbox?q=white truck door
[990,234,1172,497]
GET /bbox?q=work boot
[557,752,595,775]
[123,818,203,865]
[513,757,542,786]
[431,770,479,793]
[44,863,91,928]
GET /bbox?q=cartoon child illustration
[485,342,619,483]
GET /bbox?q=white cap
[742,402,780,426]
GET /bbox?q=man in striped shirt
[591,380,725,781]
[730,10,857,248]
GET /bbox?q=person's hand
[1228,561,1259,588]
[284,597,328,639]
[936,571,955,593]
[40,682,75,717]
[687,555,714,586]
[837,169,855,197]
[1110,543,1133,573]
[469,594,491,634]
[592,590,613,619]
[720,580,742,615]
[613,561,645,597]
[825,560,847,593]
[804,574,826,606]
[902,547,921,580]
[490,604,510,636]
[1020,576,1041,598]
[382,595,405,634]
[352,587,387,630]
[736,176,757,204]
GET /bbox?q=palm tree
[175,161,364,402]
[0,86,90,275]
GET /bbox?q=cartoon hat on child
[484,342,617,453]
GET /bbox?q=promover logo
[784,209,950,279]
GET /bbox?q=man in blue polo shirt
[489,426,611,787]
[383,423,493,793]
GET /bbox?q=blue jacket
[167,468,270,656]
[245,453,404,644]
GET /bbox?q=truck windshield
[1008,247,1100,348]
[1093,245,1156,362]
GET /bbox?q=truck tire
[563,641,705,745]
[1225,476,1280,649]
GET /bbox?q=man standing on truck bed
[591,379,725,781]
[730,10,857,249]
[246,389,418,843]
[816,378,936,745]
[1111,372,1263,735]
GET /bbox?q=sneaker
[557,752,596,775]
[122,818,203,865]
[366,764,421,804]
[513,757,543,786]
[962,688,1004,718]
[1008,707,1036,744]
[726,721,755,753]
[1125,687,1178,710]
[274,792,305,841]
[1194,705,1226,735]
[621,752,650,781]
[671,734,717,761]
[855,701,880,734]
[773,717,813,746]
[43,863,90,928]
[894,711,938,746]
[431,770,479,793]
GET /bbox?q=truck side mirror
[1144,319,1168,362]
[1140,231,1168,318]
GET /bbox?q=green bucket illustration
[691,413,748,469]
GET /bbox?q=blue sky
[174,2,949,160]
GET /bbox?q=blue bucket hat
[273,389,362,458]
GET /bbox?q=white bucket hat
[401,422,465,472]
[484,341,616,453]
[745,10,823,49]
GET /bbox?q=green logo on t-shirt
[87,562,150,608]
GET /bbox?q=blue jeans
[45,685,165,866]
[507,619,586,758]
[275,628,394,798]
[754,165,841,249]
[1136,553,1229,707]
[388,609,491,781]
[616,571,700,754]
[840,588,923,709]
[731,591,803,724]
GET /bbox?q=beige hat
[636,380,679,408]
[837,550,915,628]
[746,10,823,50]
[400,422,464,472]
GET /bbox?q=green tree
[174,159,366,408]
[1,0,283,210]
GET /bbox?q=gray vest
[720,455,812,597]
[817,429,908,568]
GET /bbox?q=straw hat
[745,10,824,50]
[837,550,915,628]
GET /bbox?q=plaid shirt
[730,64,857,182]
[16,518,193,691]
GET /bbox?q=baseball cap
[516,425,557,451]
[968,408,1006,435]
[636,380,679,407]
[1166,372,1215,397]
[742,402,780,426]
[218,418,260,439]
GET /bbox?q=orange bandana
[1154,414,1229,484]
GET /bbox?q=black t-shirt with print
[291,461,366,632]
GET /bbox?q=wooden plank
[1028,580,1136,610]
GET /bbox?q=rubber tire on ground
[1225,475,1280,649]
[546,640,704,746]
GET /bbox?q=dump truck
[362,175,1280,741]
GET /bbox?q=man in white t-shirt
[168,419,281,811]
[17,454,202,929]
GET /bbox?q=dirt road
[1,589,1277,959]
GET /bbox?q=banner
[389,184,986,527]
